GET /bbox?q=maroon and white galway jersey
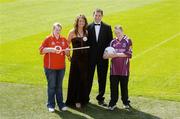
[110,35,132,76]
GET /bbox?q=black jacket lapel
[91,23,97,43]
[97,22,104,43]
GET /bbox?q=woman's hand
[67,55,71,61]
[64,48,71,61]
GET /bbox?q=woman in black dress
[66,14,89,108]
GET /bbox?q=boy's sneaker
[108,105,116,111]
[61,106,68,111]
[123,104,131,109]
[48,108,55,112]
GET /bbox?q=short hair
[93,8,103,15]
[114,25,123,32]
[53,22,62,30]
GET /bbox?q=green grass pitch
[0,0,180,118]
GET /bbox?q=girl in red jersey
[39,23,70,112]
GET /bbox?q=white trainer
[108,105,116,111]
[61,106,68,111]
[123,105,130,109]
[48,108,55,112]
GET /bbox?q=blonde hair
[53,22,62,30]
[114,25,123,32]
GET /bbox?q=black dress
[66,37,89,107]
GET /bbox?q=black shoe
[98,101,107,107]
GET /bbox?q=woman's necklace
[78,31,87,42]
[78,30,84,37]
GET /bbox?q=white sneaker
[108,105,116,110]
[48,108,55,112]
[61,106,68,111]
[123,105,130,109]
[75,103,81,108]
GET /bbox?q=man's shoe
[48,108,55,112]
[98,101,107,107]
[108,105,116,111]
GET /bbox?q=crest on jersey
[122,43,126,47]
[51,41,55,45]
[61,41,65,46]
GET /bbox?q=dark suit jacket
[87,22,113,63]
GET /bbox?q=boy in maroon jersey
[103,25,132,110]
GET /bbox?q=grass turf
[0,0,180,118]
[0,0,179,101]
[0,82,180,119]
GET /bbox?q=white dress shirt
[94,22,101,42]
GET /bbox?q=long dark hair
[74,14,88,36]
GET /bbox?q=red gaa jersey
[39,34,69,69]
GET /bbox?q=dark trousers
[109,75,130,106]
[44,68,65,109]
[87,60,108,102]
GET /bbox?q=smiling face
[74,14,88,36]
[114,28,123,38]
[93,11,103,23]
[78,17,86,28]
[53,26,61,35]
[53,23,62,36]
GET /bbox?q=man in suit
[87,8,113,106]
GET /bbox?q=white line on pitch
[132,32,180,60]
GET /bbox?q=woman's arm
[65,30,75,61]
[67,29,75,44]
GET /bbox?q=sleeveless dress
[66,37,89,106]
